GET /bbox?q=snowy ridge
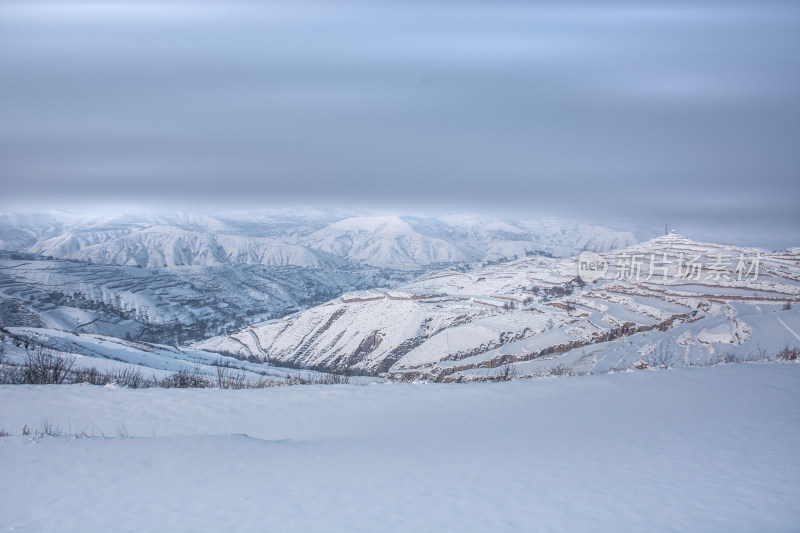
[28,226,351,269]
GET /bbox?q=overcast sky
[0,0,798,238]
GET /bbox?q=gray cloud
[1,0,798,239]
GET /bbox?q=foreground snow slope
[1,364,799,532]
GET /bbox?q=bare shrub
[247,377,274,388]
[777,345,800,361]
[159,367,211,388]
[16,418,64,437]
[327,370,351,385]
[110,367,151,388]
[647,343,675,368]
[745,344,769,362]
[0,429,11,437]
[39,417,62,436]
[216,365,247,389]
[72,366,111,386]
[22,346,76,384]
[493,364,518,381]
[548,363,571,377]
[284,374,302,386]
[714,352,740,365]
[300,370,351,385]
[0,363,23,384]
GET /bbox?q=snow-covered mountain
[1,211,640,268]
[196,233,800,380]
[28,227,350,269]
[304,215,471,267]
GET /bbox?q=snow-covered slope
[1,364,799,532]
[0,327,351,386]
[197,234,800,379]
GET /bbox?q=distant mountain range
[0,211,639,268]
[0,211,642,346]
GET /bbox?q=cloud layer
[1,0,798,232]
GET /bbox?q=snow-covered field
[1,363,799,532]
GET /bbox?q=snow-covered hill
[197,233,800,379]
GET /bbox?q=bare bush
[0,429,11,437]
[647,343,675,368]
[22,347,76,384]
[548,363,571,377]
[72,366,111,386]
[247,377,274,388]
[777,345,800,361]
[493,364,518,381]
[39,417,62,437]
[284,374,302,386]
[110,367,150,388]
[159,367,212,388]
[745,344,769,362]
[0,363,23,384]
[216,365,248,389]
[300,370,351,385]
[714,352,740,365]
